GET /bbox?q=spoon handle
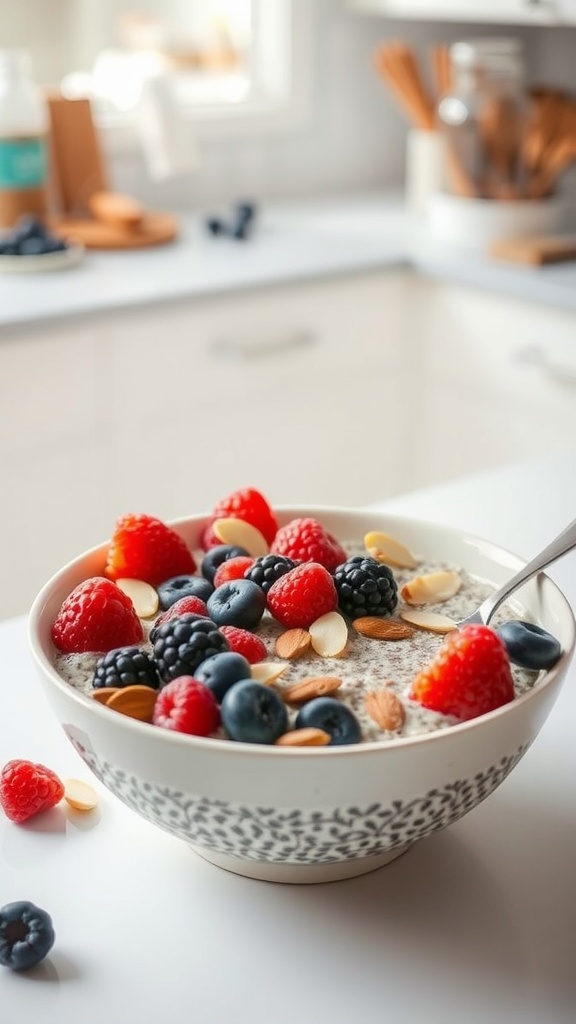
[481,517,576,625]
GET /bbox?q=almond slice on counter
[212,517,269,557]
[275,728,331,747]
[309,611,348,658]
[364,689,406,731]
[251,661,289,685]
[275,628,311,660]
[116,578,159,619]
[399,609,458,634]
[63,778,99,811]
[281,675,343,705]
[400,570,462,606]
[352,617,414,641]
[106,685,158,722]
[364,530,418,569]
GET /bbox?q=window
[1,0,297,130]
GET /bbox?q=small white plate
[0,242,85,273]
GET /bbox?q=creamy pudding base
[54,544,538,744]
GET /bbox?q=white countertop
[2,194,576,330]
[2,445,576,1023]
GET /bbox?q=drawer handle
[515,344,576,388]
[209,330,316,362]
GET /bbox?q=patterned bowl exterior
[29,508,575,883]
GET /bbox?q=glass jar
[0,49,48,228]
[437,38,528,200]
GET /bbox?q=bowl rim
[28,505,576,759]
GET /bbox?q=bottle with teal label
[0,50,48,228]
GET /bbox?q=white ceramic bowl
[28,508,575,884]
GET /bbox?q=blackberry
[333,556,398,619]
[245,554,298,594]
[92,646,161,690]
[152,613,229,684]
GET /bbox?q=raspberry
[410,624,515,722]
[51,577,144,654]
[267,562,338,629]
[203,487,278,548]
[105,513,196,587]
[152,614,229,683]
[153,676,220,736]
[93,646,160,690]
[0,760,64,824]
[244,554,298,594]
[149,595,209,645]
[213,556,255,588]
[219,625,267,664]
[271,518,347,574]
[333,556,398,618]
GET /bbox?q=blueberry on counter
[157,574,214,610]
[496,620,562,670]
[207,579,266,630]
[295,697,362,745]
[195,651,252,702]
[0,901,55,971]
[221,680,288,743]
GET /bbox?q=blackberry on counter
[244,554,298,594]
[333,556,398,619]
[93,646,161,690]
[152,613,229,684]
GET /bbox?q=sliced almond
[309,611,348,658]
[364,689,406,731]
[364,530,418,569]
[91,687,120,704]
[275,628,311,660]
[400,609,458,634]
[400,570,462,606]
[281,675,342,704]
[64,778,99,811]
[106,684,158,722]
[275,728,331,747]
[251,660,289,685]
[116,578,159,619]
[352,616,414,641]
[212,517,269,557]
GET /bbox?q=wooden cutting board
[489,235,576,265]
[50,212,178,250]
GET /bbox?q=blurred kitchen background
[2,0,576,619]
[4,0,576,205]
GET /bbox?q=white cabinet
[1,267,576,620]
[348,0,562,25]
[399,277,576,489]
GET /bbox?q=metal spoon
[458,517,576,627]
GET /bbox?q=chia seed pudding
[53,541,538,744]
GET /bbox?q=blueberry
[207,579,266,630]
[0,901,55,971]
[496,620,562,670]
[13,214,46,241]
[19,236,51,256]
[295,697,362,745]
[221,680,288,743]
[201,544,249,584]
[195,651,252,702]
[157,574,214,610]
